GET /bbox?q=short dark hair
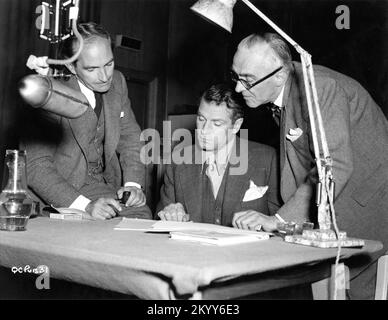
[200,83,244,123]
[59,22,111,60]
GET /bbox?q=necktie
[205,158,220,198]
[94,92,103,119]
[267,102,282,125]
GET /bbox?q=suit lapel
[223,167,248,219]
[280,63,307,201]
[66,77,93,159]
[103,83,121,165]
[222,138,249,217]
[280,65,296,174]
[179,163,203,219]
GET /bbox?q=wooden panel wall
[100,0,169,131]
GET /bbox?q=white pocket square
[120,111,125,118]
[242,180,268,202]
[286,127,303,142]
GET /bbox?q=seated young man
[157,83,281,230]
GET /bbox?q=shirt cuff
[69,195,91,212]
[124,182,142,189]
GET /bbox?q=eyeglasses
[230,66,283,91]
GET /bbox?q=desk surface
[0,217,382,299]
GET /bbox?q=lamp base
[284,229,365,248]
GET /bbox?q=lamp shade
[190,0,237,33]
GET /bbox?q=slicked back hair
[200,83,244,124]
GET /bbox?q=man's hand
[117,186,146,207]
[232,210,278,232]
[157,203,190,222]
[85,198,121,220]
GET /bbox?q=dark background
[0,0,387,193]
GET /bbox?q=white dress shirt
[202,136,236,199]
[273,86,285,109]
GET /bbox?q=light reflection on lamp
[191,0,236,32]
[190,0,364,250]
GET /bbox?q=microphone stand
[40,0,84,68]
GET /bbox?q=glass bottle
[0,150,33,231]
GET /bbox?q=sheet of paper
[114,218,162,231]
[114,218,273,237]
[152,221,273,237]
[55,208,86,215]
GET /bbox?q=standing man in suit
[157,83,281,228]
[21,22,151,220]
[231,32,388,299]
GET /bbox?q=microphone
[39,0,84,65]
[19,0,87,118]
[40,0,78,44]
[18,74,88,119]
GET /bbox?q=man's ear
[65,63,76,75]
[232,118,244,134]
[274,68,288,86]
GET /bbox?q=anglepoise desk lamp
[191,0,364,249]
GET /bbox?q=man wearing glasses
[231,32,388,300]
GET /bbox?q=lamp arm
[300,53,323,176]
[306,57,331,159]
[240,0,335,230]
[240,0,306,55]
[300,52,334,230]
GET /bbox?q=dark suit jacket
[21,70,145,208]
[157,138,281,226]
[277,62,388,244]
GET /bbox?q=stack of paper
[114,218,272,245]
[48,207,91,220]
[170,229,269,246]
[49,213,83,220]
[114,218,164,231]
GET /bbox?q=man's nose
[234,81,245,93]
[99,68,109,82]
[200,121,212,133]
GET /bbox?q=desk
[0,217,382,299]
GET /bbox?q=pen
[275,214,286,223]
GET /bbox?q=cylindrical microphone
[18,74,88,119]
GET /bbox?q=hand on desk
[117,186,146,207]
[232,210,278,232]
[157,203,190,222]
[85,198,121,220]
